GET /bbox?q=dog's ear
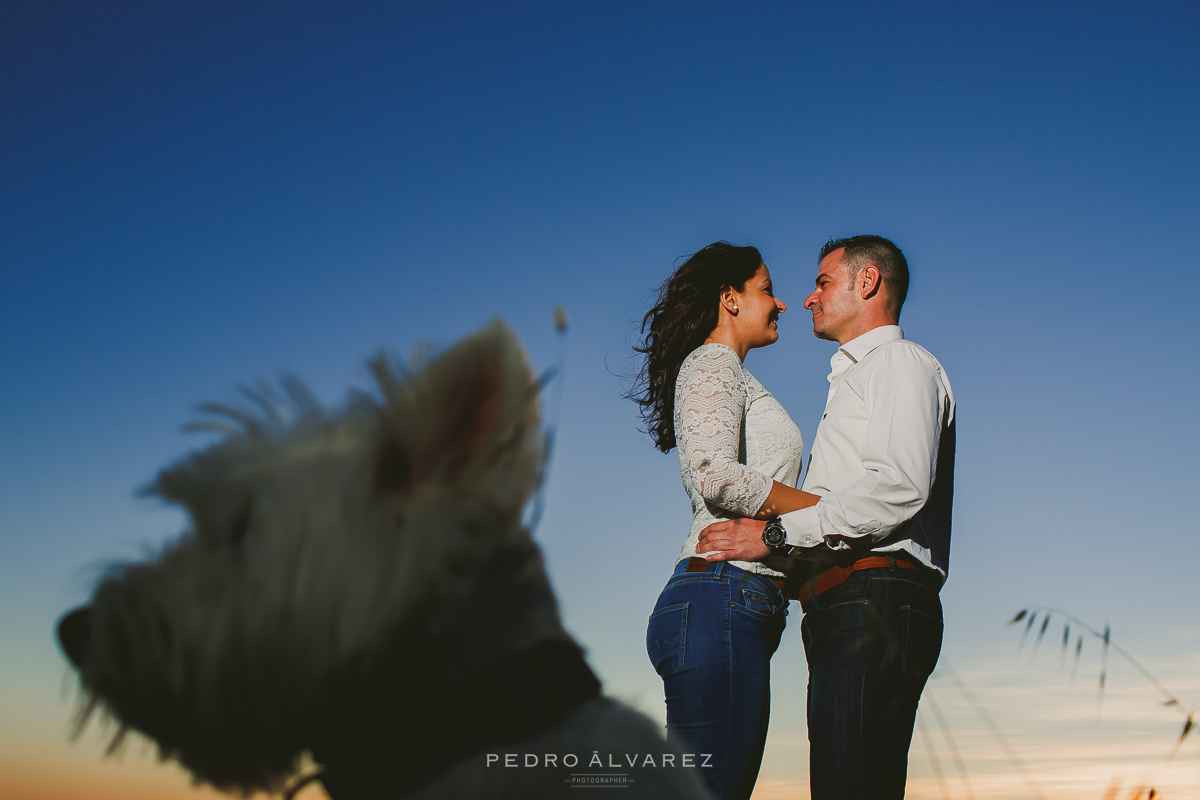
[373,320,542,490]
[425,334,507,481]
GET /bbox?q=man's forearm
[753,481,820,519]
[779,471,928,550]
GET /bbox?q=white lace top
[674,343,804,576]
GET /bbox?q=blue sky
[2,2,1198,797]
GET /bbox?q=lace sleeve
[675,347,772,517]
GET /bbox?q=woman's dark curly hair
[630,241,764,453]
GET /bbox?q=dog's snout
[57,606,91,668]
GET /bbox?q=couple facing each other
[633,234,956,800]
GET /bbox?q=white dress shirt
[780,325,955,582]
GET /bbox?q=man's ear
[859,265,882,300]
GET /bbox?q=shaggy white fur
[64,321,712,799]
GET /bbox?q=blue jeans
[646,559,788,800]
[801,561,944,800]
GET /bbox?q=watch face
[764,522,786,549]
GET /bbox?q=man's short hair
[819,234,909,318]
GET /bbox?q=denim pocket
[646,602,689,678]
[735,585,783,620]
[900,604,943,688]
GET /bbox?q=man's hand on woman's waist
[696,518,770,562]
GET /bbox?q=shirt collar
[837,325,904,365]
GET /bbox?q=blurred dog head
[61,321,551,793]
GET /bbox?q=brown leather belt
[795,555,923,609]
[685,556,790,594]
[685,554,928,609]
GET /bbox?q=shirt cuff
[779,505,822,549]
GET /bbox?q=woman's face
[734,264,787,349]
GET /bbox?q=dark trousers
[801,563,943,800]
[646,559,788,800]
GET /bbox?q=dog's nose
[57,606,92,668]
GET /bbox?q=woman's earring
[732,305,738,312]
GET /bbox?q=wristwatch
[761,517,793,555]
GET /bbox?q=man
[697,234,955,799]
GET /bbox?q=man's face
[803,248,861,344]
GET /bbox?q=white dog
[58,322,713,799]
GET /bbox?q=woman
[632,242,817,800]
